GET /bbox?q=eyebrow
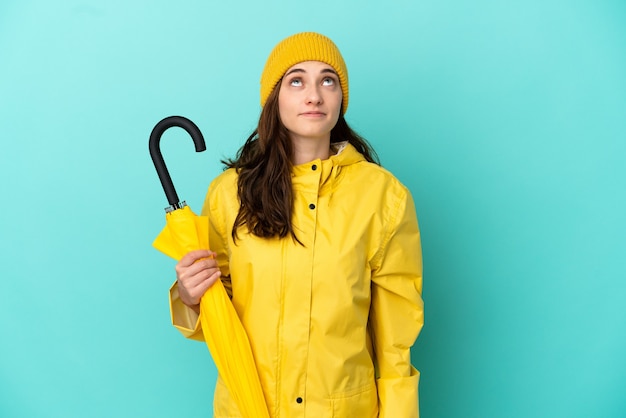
[285,67,338,76]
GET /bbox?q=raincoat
[170,143,424,418]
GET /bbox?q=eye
[322,77,335,86]
[289,78,303,87]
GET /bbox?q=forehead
[284,60,336,74]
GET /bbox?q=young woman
[169,32,424,418]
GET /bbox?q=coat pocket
[330,381,378,418]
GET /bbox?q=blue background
[1,1,625,417]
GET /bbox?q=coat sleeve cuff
[169,281,204,341]
[376,366,420,418]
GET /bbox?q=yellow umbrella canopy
[150,116,269,418]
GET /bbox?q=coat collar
[291,142,366,194]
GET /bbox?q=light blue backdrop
[1,1,624,417]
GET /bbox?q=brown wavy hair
[223,83,379,242]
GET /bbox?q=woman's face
[278,60,342,145]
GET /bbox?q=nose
[305,84,323,105]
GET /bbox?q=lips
[300,111,326,117]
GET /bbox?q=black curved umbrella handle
[149,116,206,211]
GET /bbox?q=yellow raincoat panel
[170,143,424,417]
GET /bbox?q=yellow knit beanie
[260,32,349,114]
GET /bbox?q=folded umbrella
[149,116,269,418]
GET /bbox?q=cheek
[278,90,296,113]
[278,105,290,128]
[277,95,289,122]
[328,91,343,114]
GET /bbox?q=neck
[290,135,331,165]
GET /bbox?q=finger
[179,269,218,291]
[191,269,222,300]
[178,250,215,267]
[179,258,219,280]
[177,270,210,302]
[181,269,221,306]
[178,258,220,287]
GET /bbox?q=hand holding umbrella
[149,116,270,418]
